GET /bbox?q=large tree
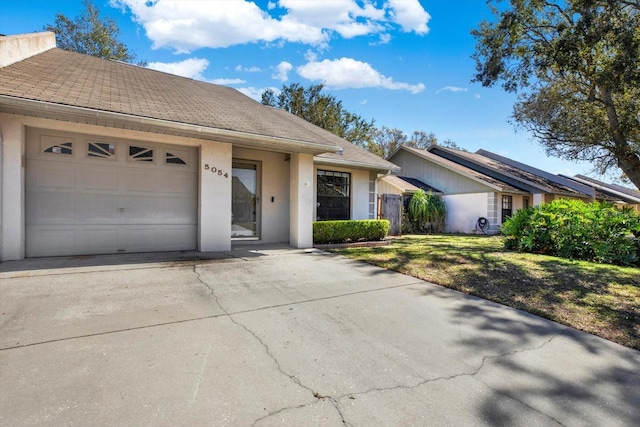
[261,83,376,148]
[44,0,139,63]
[472,0,640,189]
[370,129,441,158]
[369,127,408,158]
[262,83,458,158]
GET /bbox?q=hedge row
[313,220,390,244]
[502,199,640,266]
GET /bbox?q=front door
[502,195,513,223]
[232,161,259,238]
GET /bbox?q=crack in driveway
[3,263,569,426]
[192,265,562,426]
[333,334,564,426]
[192,266,349,426]
[0,270,422,352]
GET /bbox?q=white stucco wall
[0,32,56,67]
[199,141,232,252]
[0,114,25,260]
[232,147,290,243]
[290,153,314,248]
[444,193,490,234]
[533,193,545,206]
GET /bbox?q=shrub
[313,219,390,244]
[407,189,446,233]
[502,199,640,265]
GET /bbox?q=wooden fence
[378,193,402,236]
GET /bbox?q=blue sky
[1,0,605,179]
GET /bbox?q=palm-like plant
[408,189,446,233]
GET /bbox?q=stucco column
[199,140,232,252]
[289,152,314,248]
[533,193,545,206]
[0,114,25,260]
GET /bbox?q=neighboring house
[387,145,595,233]
[562,174,640,211]
[431,147,594,205]
[387,145,530,233]
[0,32,398,260]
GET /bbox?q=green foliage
[261,83,375,148]
[407,189,446,233]
[44,0,140,63]
[472,0,640,189]
[313,220,390,244]
[502,199,640,265]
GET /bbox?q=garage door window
[88,142,115,159]
[44,141,73,155]
[166,151,187,165]
[129,145,154,162]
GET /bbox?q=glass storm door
[232,162,259,238]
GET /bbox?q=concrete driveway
[1,245,639,426]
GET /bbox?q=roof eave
[564,174,640,204]
[0,95,340,155]
[314,155,401,174]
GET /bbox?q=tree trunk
[616,151,640,190]
[601,87,640,190]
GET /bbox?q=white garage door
[26,128,198,257]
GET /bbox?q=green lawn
[330,234,640,350]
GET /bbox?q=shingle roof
[397,146,526,193]
[574,175,640,199]
[568,175,640,204]
[432,147,589,198]
[380,175,442,193]
[0,46,397,171]
[397,177,442,193]
[315,137,400,172]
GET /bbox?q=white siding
[389,150,494,194]
[377,179,404,197]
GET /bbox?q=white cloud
[237,86,279,102]
[147,58,244,85]
[210,78,246,85]
[370,33,392,46]
[277,0,385,39]
[436,86,468,94]
[272,61,293,81]
[115,0,325,53]
[304,49,319,62]
[147,57,209,79]
[235,65,264,73]
[297,57,425,94]
[114,0,430,52]
[387,0,431,34]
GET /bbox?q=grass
[330,234,640,350]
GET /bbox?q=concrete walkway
[1,245,639,426]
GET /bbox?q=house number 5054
[204,164,229,178]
